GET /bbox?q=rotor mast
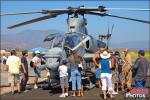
[67,14,88,35]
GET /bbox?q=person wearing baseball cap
[35,50,40,54]
[138,50,145,56]
[132,50,149,88]
[31,50,50,89]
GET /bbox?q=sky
[1,1,149,44]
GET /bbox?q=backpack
[30,61,34,68]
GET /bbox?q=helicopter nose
[46,58,60,71]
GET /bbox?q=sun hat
[100,51,111,59]
[35,50,40,54]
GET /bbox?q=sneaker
[107,91,118,94]
[112,91,118,94]
[24,90,29,92]
[64,93,68,97]
[59,94,66,97]
[34,84,38,89]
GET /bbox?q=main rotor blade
[79,7,150,12]
[105,8,150,11]
[8,13,60,29]
[1,7,149,16]
[86,11,150,24]
[0,11,44,16]
[107,14,150,24]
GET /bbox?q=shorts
[8,73,20,86]
[96,68,101,79]
[101,73,112,91]
[60,76,69,88]
[34,68,41,78]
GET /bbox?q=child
[58,60,69,97]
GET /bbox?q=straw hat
[100,51,111,59]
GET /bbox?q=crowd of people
[1,48,149,99]
[92,48,149,99]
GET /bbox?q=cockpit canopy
[44,33,85,56]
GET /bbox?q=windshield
[64,34,85,56]
[53,34,65,48]
[64,34,81,49]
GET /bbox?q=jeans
[34,65,48,77]
[71,69,81,90]
[96,68,101,79]
[135,81,146,88]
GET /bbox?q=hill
[1,29,63,50]
[1,29,149,50]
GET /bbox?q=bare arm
[21,63,26,73]
[109,60,112,68]
[92,53,100,67]
[41,58,46,63]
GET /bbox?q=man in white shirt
[32,50,50,89]
[6,50,22,94]
[58,60,69,97]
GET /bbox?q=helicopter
[1,6,150,87]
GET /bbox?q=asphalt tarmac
[1,84,150,100]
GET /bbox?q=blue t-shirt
[100,59,111,74]
[21,56,28,73]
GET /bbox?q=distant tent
[29,47,47,53]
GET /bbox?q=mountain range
[1,29,63,50]
[1,29,149,50]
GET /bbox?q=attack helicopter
[1,6,150,86]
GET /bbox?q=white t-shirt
[32,56,41,67]
[58,65,68,77]
[6,55,21,74]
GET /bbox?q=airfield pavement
[1,64,150,100]
[0,82,150,100]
